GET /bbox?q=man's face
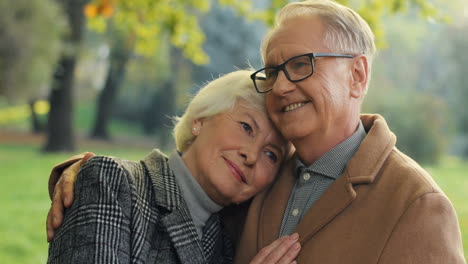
[264,16,356,143]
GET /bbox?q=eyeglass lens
[256,54,313,91]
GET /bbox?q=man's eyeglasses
[250,52,356,93]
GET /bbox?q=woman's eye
[241,122,253,134]
[265,151,278,163]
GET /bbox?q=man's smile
[283,101,309,112]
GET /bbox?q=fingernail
[53,216,58,226]
[290,232,299,241]
[293,242,301,250]
[64,197,69,206]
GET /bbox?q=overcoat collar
[259,114,396,245]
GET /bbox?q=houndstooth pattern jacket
[48,149,233,263]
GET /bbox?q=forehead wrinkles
[266,16,326,51]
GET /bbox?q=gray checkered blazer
[48,149,233,263]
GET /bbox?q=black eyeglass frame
[250,52,356,93]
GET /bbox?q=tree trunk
[142,79,174,134]
[29,99,44,133]
[43,0,87,152]
[90,40,131,140]
[44,57,77,151]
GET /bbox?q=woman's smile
[223,157,247,184]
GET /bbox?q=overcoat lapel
[259,157,297,246]
[201,214,227,263]
[294,172,356,243]
[142,149,207,264]
[160,209,206,264]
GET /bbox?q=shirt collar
[296,121,367,179]
[168,151,222,214]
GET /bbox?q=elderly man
[234,0,465,263]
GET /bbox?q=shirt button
[292,208,299,216]
[303,172,311,181]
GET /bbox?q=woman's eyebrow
[269,143,284,158]
[245,112,260,130]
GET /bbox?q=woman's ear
[191,118,203,136]
[349,55,368,99]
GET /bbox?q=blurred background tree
[0,0,466,164]
[444,23,468,158]
[44,0,88,152]
[0,0,64,101]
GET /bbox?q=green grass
[0,143,467,263]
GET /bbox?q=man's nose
[271,70,295,96]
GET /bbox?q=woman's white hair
[173,70,266,152]
[261,0,376,92]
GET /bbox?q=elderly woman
[46,70,300,264]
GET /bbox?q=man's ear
[191,118,204,136]
[349,55,368,98]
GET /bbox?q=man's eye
[265,151,278,163]
[292,62,308,69]
[241,122,253,134]
[265,69,277,80]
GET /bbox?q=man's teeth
[284,102,306,112]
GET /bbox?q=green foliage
[445,24,468,131]
[352,0,447,48]
[246,0,447,49]
[364,90,450,165]
[87,0,212,64]
[0,0,66,101]
[440,23,468,156]
[82,0,449,68]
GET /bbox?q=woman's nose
[240,145,259,166]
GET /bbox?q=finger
[61,161,81,208]
[250,236,289,264]
[275,241,301,264]
[82,152,95,164]
[46,208,55,242]
[259,233,300,264]
[51,186,64,229]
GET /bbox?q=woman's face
[182,99,288,206]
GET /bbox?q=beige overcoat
[234,114,465,264]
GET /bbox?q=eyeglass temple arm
[314,52,355,58]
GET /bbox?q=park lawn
[0,142,467,263]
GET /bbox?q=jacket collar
[142,149,183,211]
[346,114,396,184]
